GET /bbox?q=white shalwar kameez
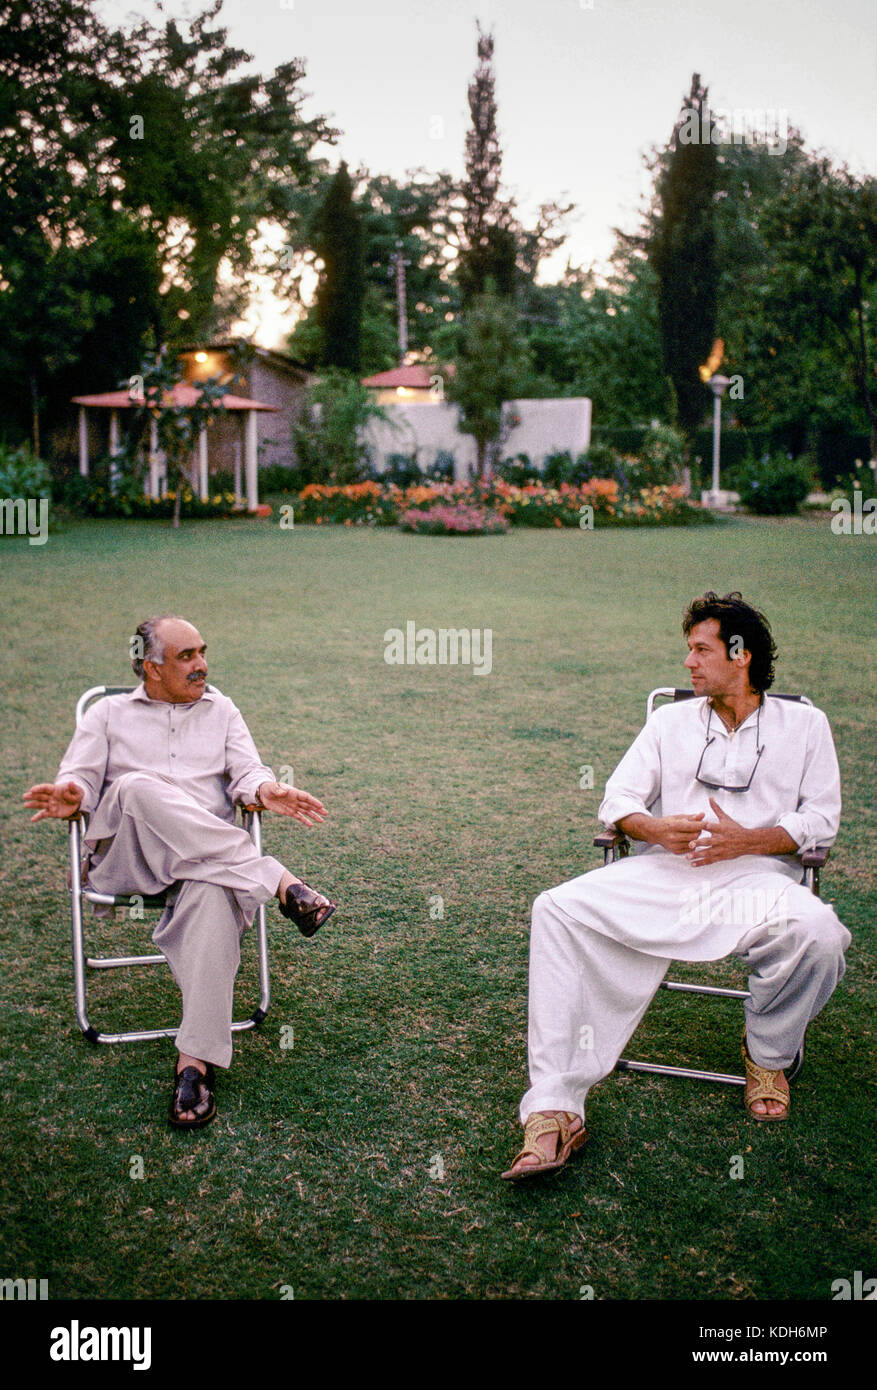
[520,694,851,1122]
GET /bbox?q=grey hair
[131,615,188,678]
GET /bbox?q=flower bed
[283,479,709,529]
[399,504,509,536]
[57,469,711,528]
[487,478,619,526]
[59,479,244,519]
[293,481,400,526]
[611,484,709,526]
[139,491,243,519]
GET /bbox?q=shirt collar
[131,682,216,705]
[701,692,763,734]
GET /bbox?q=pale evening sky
[99,0,876,347]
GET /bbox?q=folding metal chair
[68,685,270,1044]
[594,687,829,1088]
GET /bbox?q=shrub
[53,459,240,519]
[582,441,622,481]
[615,484,712,526]
[427,451,456,482]
[635,422,687,486]
[542,450,575,487]
[497,453,540,486]
[0,442,52,501]
[256,464,299,495]
[565,453,597,486]
[383,454,422,488]
[292,370,390,486]
[738,454,814,516]
[56,457,147,516]
[824,461,877,508]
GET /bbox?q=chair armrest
[594,829,628,850]
[239,804,261,814]
[800,847,830,869]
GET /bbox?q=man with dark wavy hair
[503,591,850,1181]
[25,615,336,1129]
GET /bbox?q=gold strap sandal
[742,1034,790,1122]
[501,1111,588,1182]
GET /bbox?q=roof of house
[71,384,278,411]
[361,365,436,389]
[179,342,311,379]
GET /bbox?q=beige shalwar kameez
[56,685,286,1068]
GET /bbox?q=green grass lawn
[1,514,874,1300]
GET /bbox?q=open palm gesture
[23,781,84,822]
[257,781,328,827]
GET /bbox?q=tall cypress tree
[314,162,365,373]
[458,24,516,304]
[648,74,719,439]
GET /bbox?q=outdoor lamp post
[706,372,731,505]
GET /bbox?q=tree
[0,0,139,449]
[288,168,464,374]
[458,24,517,305]
[523,257,666,422]
[286,153,574,375]
[0,0,336,449]
[680,137,876,463]
[448,287,532,478]
[310,162,366,373]
[357,170,464,368]
[647,73,720,440]
[109,2,336,345]
[40,213,163,446]
[750,159,877,457]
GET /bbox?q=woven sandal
[741,1035,789,1122]
[501,1111,588,1182]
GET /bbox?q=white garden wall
[362,398,592,481]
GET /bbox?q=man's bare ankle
[276,870,302,899]
[177,1053,206,1075]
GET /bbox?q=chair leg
[243,812,271,1027]
[70,813,271,1044]
[616,1057,747,1086]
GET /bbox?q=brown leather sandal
[501,1111,588,1182]
[279,880,336,937]
[169,1063,216,1129]
[742,1035,789,1122]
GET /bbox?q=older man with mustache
[25,615,336,1129]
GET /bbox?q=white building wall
[362,398,592,481]
[362,403,476,478]
[503,398,593,470]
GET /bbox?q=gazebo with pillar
[71,384,279,511]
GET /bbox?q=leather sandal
[169,1062,216,1129]
[279,880,336,937]
[501,1111,588,1182]
[742,1034,789,1122]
